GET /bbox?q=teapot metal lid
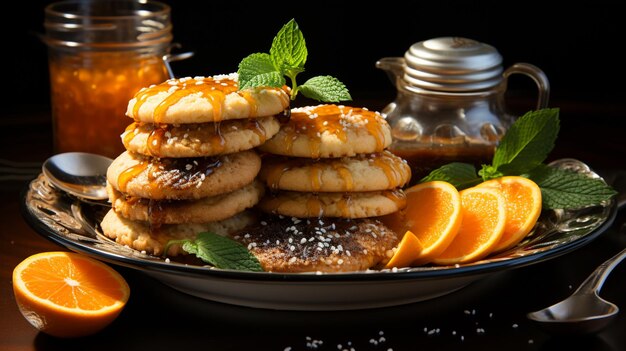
[403,37,504,92]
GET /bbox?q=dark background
[2,3,626,350]
[7,1,626,108]
[3,0,625,163]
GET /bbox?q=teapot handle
[503,63,550,110]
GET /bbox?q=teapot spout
[376,57,405,88]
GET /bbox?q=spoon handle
[573,189,626,295]
[572,247,626,296]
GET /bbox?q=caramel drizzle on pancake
[117,161,149,193]
[262,189,406,218]
[281,105,388,158]
[332,163,354,191]
[116,156,222,194]
[262,151,408,192]
[383,189,407,209]
[209,124,226,154]
[368,151,409,188]
[123,122,139,146]
[147,125,168,155]
[264,161,291,191]
[336,194,353,218]
[117,196,168,227]
[130,76,282,123]
[147,199,165,228]
[248,118,267,143]
[306,195,324,218]
[122,118,273,158]
[240,91,259,117]
[264,193,328,218]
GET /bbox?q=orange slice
[12,251,130,338]
[383,230,424,269]
[476,176,542,252]
[389,181,463,265]
[432,187,506,265]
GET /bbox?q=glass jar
[43,0,173,158]
[377,37,550,184]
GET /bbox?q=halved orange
[383,181,463,265]
[476,176,542,252]
[383,230,424,269]
[432,187,506,265]
[12,251,130,338]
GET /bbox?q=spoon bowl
[527,247,626,334]
[42,152,113,201]
[528,292,619,334]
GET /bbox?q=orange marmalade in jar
[44,0,172,158]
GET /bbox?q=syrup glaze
[261,189,407,218]
[132,76,236,123]
[262,151,410,192]
[122,118,270,158]
[128,75,289,123]
[277,104,389,158]
[116,155,222,194]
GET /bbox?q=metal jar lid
[403,37,503,92]
[43,0,173,51]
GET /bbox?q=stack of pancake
[235,104,412,272]
[100,74,290,256]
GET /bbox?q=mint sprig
[165,232,263,272]
[421,162,482,189]
[269,19,307,76]
[420,108,617,210]
[238,53,285,89]
[237,19,351,102]
[487,108,560,176]
[528,164,618,209]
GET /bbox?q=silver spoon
[42,152,113,201]
[527,245,626,334]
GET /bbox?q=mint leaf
[270,18,307,72]
[493,108,560,175]
[240,71,285,90]
[237,53,282,89]
[236,19,350,102]
[297,76,352,102]
[166,232,263,272]
[420,162,482,190]
[528,164,617,210]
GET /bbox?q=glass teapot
[376,37,550,182]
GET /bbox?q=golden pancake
[100,209,256,256]
[107,150,261,200]
[122,116,281,158]
[233,216,398,273]
[257,189,406,218]
[126,74,290,124]
[108,180,264,225]
[259,150,411,192]
[258,104,392,158]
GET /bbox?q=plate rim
[20,179,618,283]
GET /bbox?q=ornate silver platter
[21,159,617,310]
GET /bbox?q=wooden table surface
[1,100,626,351]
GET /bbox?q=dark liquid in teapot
[391,145,495,186]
